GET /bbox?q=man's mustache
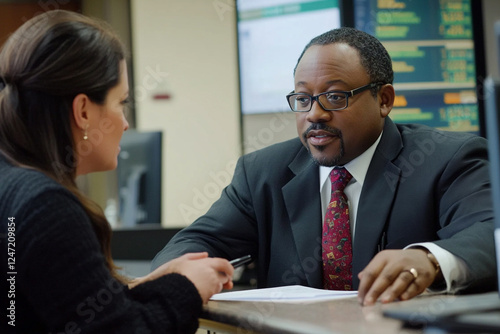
[303,123,342,140]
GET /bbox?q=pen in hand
[229,255,252,268]
[218,255,252,279]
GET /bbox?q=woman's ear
[72,93,91,130]
[379,84,395,118]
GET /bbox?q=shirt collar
[319,132,383,188]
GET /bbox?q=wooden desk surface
[200,294,423,334]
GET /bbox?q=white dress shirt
[319,133,469,292]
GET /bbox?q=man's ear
[72,93,91,129]
[379,84,395,118]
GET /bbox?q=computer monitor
[352,0,486,135]
[116,130,162,227]
[236,0,348,115]
[485,77,500,289]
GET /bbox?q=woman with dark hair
[0,10,233,334]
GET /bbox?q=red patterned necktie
[322,167,353,290]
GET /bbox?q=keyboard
[382,292,500,332]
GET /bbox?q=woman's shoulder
[0,156,78,216]
[0,156,63,192]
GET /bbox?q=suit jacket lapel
[282,146,323,288]
[352,118,403,288]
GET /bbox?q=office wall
[130,0,241,227]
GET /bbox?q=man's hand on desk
[357,249,443,306]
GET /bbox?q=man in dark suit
[152,28,496,305]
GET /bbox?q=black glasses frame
[286,82,384,112]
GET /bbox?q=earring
[83,125,89,140]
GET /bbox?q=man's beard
[303,123,345,167]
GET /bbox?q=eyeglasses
[286,82,383,112]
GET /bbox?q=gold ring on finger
[403,267,418,280]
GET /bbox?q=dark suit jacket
[153,118,497,291]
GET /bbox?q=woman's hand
[128,252,234,303]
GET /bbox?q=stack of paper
[210,285,358,303]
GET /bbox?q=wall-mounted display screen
[237,0,342,115]
[354,0,485,134]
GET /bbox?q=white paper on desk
[210,285,358,303]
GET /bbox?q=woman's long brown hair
[0,10,128,283]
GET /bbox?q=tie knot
[330,167,352,191]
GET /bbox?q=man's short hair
[294,27,394,96]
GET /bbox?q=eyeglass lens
[288,92,347,112]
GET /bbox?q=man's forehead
[299,43,359,63]
[294,44,364,81]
